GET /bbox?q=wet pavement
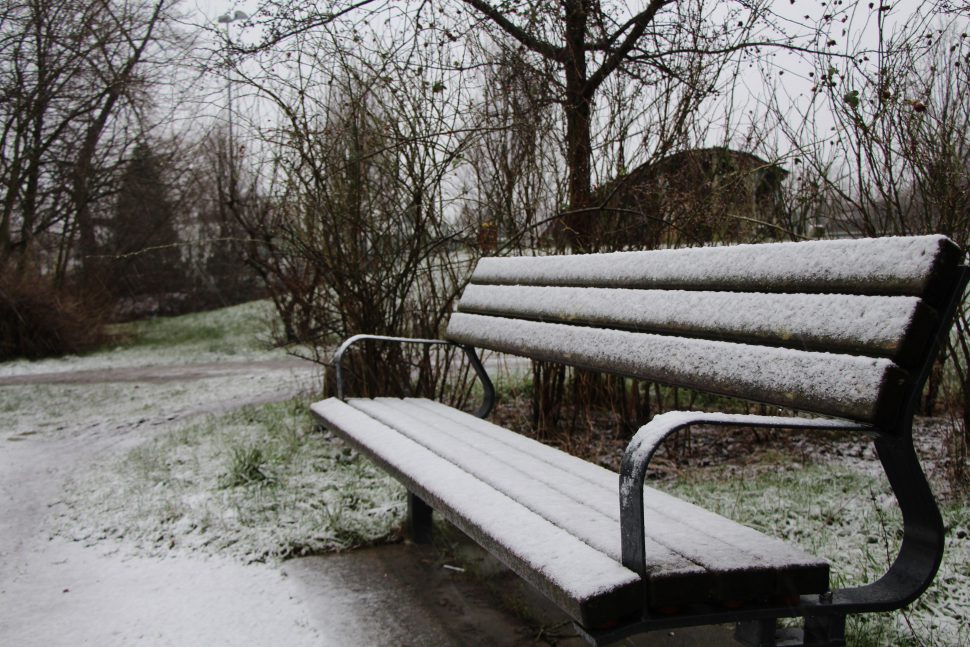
[286,532,737,646]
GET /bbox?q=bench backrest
[445,235,966,427]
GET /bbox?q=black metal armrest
[618,411,945,615]
[332,334,496,418]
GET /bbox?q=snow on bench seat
[383,398,829,603]
[312,397,830,625]
[311,397,643,629]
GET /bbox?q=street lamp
[218,9,248,23]
[217,10,247,205]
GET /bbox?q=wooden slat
[360,397,829,604]
[404,399,829,600]
[457,284,937,367]
[347,399,708,598]
[470,235,963,306]
[311,397,643,628]
[445,313,909,425]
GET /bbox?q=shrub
[0,273,108,360]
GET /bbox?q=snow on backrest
[455,285,934,368]
[469,236,963,306]
[446,236,966,424]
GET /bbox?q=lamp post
[217,10,247,205]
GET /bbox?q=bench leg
[407,492,433,544]
[735,615,845,647]
[735,619,779,646]
[803,615,845,646]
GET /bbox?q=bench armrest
[333,334,496,418]
[620,411,947,615]
[619,411,873,577]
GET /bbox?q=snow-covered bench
[311,235,967,647]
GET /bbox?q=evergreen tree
[109,142,185,302]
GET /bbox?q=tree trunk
[561,0,594,253]
[72,105,114,288]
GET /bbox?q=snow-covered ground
[0,300,284,379]
[663,433,970,646]
[2,299,965,646]
[0,302,329,646]
[54,400,405,563]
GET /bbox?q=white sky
[174,0,966,183]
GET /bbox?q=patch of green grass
[492,371,533,400]
[58,398,405,561]
[661,463,969,646]
[221,445,273,488]
[107,300,276,355]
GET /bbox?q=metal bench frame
[329,256,969,647]
[606,263,968,647]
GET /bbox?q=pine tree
[109,142,185,302]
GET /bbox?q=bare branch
[586,0,670,94]
[460,0,564,61]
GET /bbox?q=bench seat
[312,396,830,629]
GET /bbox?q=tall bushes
[781,27,970,483]
[0,273,108,360]
[236,51,478,401]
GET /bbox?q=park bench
[311,234,967,647]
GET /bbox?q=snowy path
[0,357,314,386]
[0,358,326,646]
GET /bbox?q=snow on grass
[2,299,401,569]
[113,300,277,352]
[661,463,969,646]
[1,361,315,443]
[0,300,282,378]
[1,298,392,564]
[55,399,406,562]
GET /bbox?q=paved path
[0,357,313,386]
[0,358,324,646]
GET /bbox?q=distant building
[557,147,789,250]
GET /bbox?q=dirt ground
[0,359,735,646]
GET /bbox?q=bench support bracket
[407,492,433,544]
[333,334,495,418]
[735,615,845,647]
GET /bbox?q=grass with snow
[0,300,281,378]
[3,299,390,561]
[663,463,969,647]
[110,300,277,355]
[58,399,405,562]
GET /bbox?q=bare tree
[776,20,970,483]
[252,0,882,251]
[461,42,564,253]
[229,34,480,402]
[0,0,182,285]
